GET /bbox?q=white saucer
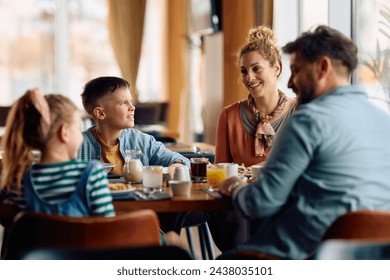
[110,187,136,196]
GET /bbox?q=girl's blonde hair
[236,25,282,77]
[0,91,77,192]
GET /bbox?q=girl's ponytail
[1,89,51,192]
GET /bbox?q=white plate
[110,187,136,196]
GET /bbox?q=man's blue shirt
[234,85,390,259]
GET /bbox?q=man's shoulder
[288,103,326,131]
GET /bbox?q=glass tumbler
[142,166,163,193]
[190,157,209,182]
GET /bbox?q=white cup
[169,180,192,196]
[251,165,264,180]
[173,166,191,181]
[217,163,246,178]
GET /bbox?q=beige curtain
[107,0,146,103]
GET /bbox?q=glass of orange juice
[206,166,227,187]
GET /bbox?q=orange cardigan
[215,101,267,166]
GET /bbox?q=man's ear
[93,106,105,120]
[317,56,331,79]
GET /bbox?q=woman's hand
[218,176,248,197]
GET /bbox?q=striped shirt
[3,159,115,217]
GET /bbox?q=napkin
[111,192,137,201]
[132,191,171,201]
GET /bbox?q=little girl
[0,89,115,217]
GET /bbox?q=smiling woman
[211,26,298,252]
[215,25,297,167]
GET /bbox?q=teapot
[122,149,143,183]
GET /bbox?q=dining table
[113,182,233,214]
[111,179,234,243]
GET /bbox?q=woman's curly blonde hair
[236,25,282,77]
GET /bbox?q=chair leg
[199,223,215,260]
[204,222,215,260]
[198,226,208,260]
[185,227,196,259]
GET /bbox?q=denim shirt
[233,85,390,259]
[78,126,190,168]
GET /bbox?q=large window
[275,0,390,114]
[354,0,390,113]
[0,0,120,108]
[275,0,331,98]
[136,0,166,102]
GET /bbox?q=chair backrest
[233,210,390,260]
[321,210,390,241]
[14,245,192,260]
[3,209,161,259]
[309,210,390,259]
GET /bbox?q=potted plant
[362,5,390,104]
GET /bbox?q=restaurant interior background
[0,0,389,145]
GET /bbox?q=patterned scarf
[248,90,288,157]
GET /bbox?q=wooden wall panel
[222,0,256,107]
[165,0,187,136]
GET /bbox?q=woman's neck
[253,89,280,116]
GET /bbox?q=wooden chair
[3,209,161,259]
[321,210,390,241]
[234,210,390,260]
[310,209,390,259]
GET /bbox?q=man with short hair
[218,25,390,259]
